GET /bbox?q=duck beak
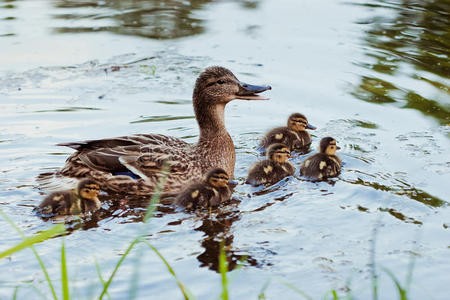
[228,179,239,186]
[306,123,317,130]
[235,81,271,100]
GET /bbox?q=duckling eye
[217,79,225,85]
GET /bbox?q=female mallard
[300,137,341,180]
[47,66,271,195]
[246,143,295,186]
[175,168,232,209]
[35,179,101,216]
[260,113,316,151]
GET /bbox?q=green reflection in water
[353,0,450,125]
[131,115,195,123]
[51,0,214,39]
[31,107,102,113]
[341,175,446,208]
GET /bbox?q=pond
[0,0,449,299]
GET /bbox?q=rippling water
[1,0,449,299]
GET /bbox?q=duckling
[176,168,232,209]
[300,137,342,180]
[35,179,101,216]
[260,113,316,151]
[41,66,271,196]
[246,143,295,186]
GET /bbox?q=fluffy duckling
[260,113,316,151]
[246,143,295,186]
[36,179,101,216]
[176,168,231,210]
[300,137,342,180]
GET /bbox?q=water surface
[1,0,449,299]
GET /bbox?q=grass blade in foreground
[381,267,408,300]
[98,164,170,299]
[98,238,140,300]
[143,240,195,300]
[0,209,64,300]
[61,240,70,300]
[219,242,229,300]
[0,224,65,259]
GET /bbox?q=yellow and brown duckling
[175,168,232,210]
[246,143,295,186]
[260,113,316,151]
[35,179,101,216]
[43,66,271,196]
[300,137,342,180]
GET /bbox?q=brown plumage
[260,113,316,151]
[35,179,101,216]
[246,143,295,186]
[300,137,342,180]
[42,66,271,196]
[175,168,232,209]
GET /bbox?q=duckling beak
[336,146,341,150]
[235,81,271,100]
[306,123,317,130]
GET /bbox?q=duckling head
[77,179,100,201]
[319,137,341,155]
[193,66,271,106]
[267,143,291,163]
[206,167,230,188]
[287,113,316,132]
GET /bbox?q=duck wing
[58,133,189,151]
[77,143,192,179]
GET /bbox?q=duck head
[77,179,100,201]
[267,143,291,163]
[287,113,316,132]
[319,137,341,155]
[206,167,230,188]
[193,66,271,106]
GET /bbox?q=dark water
[1,0,449,299]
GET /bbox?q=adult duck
[47,66,271,195]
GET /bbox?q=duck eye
[217,79,225,85]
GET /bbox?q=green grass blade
[94,260,111,300]
[257,279,271,300]
[405,251,417,293]
[143,162,169,223]
[0,209,62,300]
[370,225,378,300]
[219,242,229,300]
[0,224,65,259]
[275,278,313,300]
[12,286,19,300]
[228,255,247,284]
[61,240,69,300]
[142,240,195,300]
[128,244,144,300]
[381,267,408,300]
[99,238,140,300]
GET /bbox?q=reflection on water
[353,0,450,125]
[0,0,260,40]
[195,210,260,271]
[341,170,447,207]
[52,0,211,39]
